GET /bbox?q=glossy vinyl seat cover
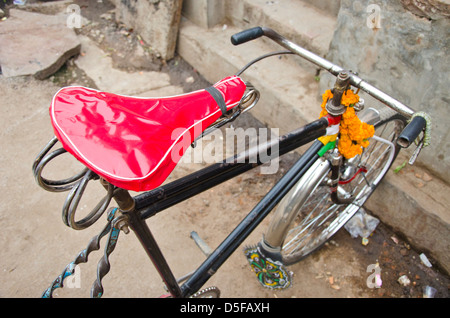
[50,76,246,191]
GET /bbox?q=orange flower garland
[319,89,375,159]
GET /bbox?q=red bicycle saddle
[50,76,246,192]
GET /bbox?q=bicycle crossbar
[129,118,328,297]
[135,118,328,219]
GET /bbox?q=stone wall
[113,0,183,61]
[319,0,450,181]
[400,0,450,20]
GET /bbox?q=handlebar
[231,27,416,119]
[398,115,426,148]
[231,27,264,46]
[231,26,431,150]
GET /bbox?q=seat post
[99,178,135,211]
[101,179,183,297]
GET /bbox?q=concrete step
[366,153,450,275]
[178,18,321,134]
[178,0,338,131]
[225,0,337,57]
[301,0,341,17]
[177,1,450,274]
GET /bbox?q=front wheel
[263,109,406,265]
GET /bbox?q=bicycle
[32,26,431,298]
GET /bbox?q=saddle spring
[32,136,114,230]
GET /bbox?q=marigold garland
[319,89,375,159]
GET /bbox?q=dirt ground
[0,0,449,300]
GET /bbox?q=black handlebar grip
[231,27,264,45]
[397,115,426,148]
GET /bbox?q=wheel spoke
[284,198,339,253]
[279,117,405,263]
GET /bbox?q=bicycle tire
[264,108,406,265]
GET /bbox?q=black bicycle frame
[125,117,329,297]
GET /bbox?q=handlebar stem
[326,71,351,116]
